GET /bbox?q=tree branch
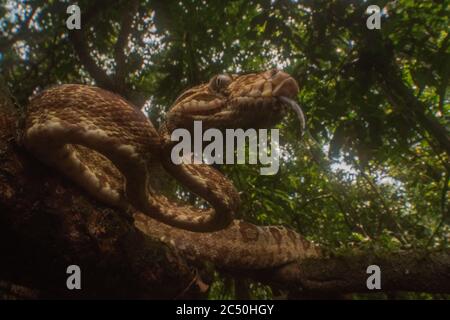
[68,30,117,90]
[0,89,200,299]
[245,251,450,294]
[376,65,450,156]
[113,0,139,90]
[67,1,139,102]
[354,30,450,157]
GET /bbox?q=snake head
[164,69,305,136]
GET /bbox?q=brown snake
[23,69,320,269]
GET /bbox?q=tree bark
[0,84,200,299]
[248,251,450,294]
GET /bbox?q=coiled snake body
[23,70,319,269]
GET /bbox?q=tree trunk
[0,83,199,299]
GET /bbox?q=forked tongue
[279,96,306,136]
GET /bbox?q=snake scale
[22,69,320,269]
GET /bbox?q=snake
[22,69,320,269]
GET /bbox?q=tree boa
[22,69,320,269]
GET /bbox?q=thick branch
[68,30,116,91]
[67,2,145,106]
[114,0,139,90]
[246,251,450,294]
[0,89,200,299]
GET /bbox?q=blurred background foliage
[0,0,448,299]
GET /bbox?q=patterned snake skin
[23,69,320,269]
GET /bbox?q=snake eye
[209,74,232,92]
[269,69,279,78]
